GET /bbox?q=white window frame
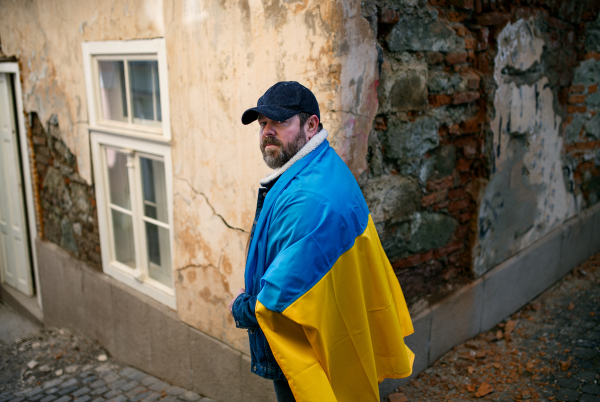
[82,39,171,142]
[91,131,175,308]
[83,39,175,309]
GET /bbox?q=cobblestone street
[0,310,217,402]
[387,253,600,402]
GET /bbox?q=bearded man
[229,81,414,402]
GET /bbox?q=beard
[260,128,308,169]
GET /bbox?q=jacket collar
[260,129,329,187]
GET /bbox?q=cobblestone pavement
[387,252,600,402]
[0,318,217,402]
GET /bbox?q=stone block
[240,354,276,402]
[389,68,428,111]
[110,283,151,370]
[560,214,593,277]
[81,269,115,355]
[61,261,86,332]
[378,308,432,398]
[147,306,191,389]
[589,203,600,255]
[189,327,242,402]
[36,239,66,328]
[429,279,484,365]
[386,15,464,53]
[481,228,562,331]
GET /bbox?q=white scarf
[260,129,329,187]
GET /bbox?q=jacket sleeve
[231,292,259,329]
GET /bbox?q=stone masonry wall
[30,112,101,270]
[360,0,600,306]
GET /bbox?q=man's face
[258,114,308,169]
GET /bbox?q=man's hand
[229,288,246,316]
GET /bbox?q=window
[83,39,175,308]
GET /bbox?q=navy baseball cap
[241,81,320,125]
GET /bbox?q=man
[229,81,414,402]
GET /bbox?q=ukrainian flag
[246,139,414,402]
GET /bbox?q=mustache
[261,137,282,148]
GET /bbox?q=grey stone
[140,393,160,402]
[383,117,439,163]
[90,380,106,389]
[103,390,121,399]
[102,373,120,383]
[148,306,191,388]
[58,386,79,396]
[125,387,148,399]
[481,227,562,331]
[40,396,57,402]
[148,382,169,392]
[165,387,185,396]
[566,114,586,144]
[65,365,79,374]
[577,371,600,382]
[429,279,484,365]
[140,376,159,386]
[190,326,242,402]
[30,393,47,401]
[25,388,44,398]
[108,396,127,402]
[428,71,465,94]
[434,146,456,177]
[59,216,78,254]
[110,284,152,370]
[82,270,115,355]
[108,379,128,390]
[91,399,106,402]
[386,15,464,53]
[561,215,594,277]
[587,92,600,108]
[361,174,421,225]
[120,381,139,392]
[60,378,78,388]
[82,375,98,384]
[179,392,201,402]
[574,59,600,85]
[581,395,600,402]
[131,392,153,402]
[406,212,458,254]
[584,384,600,395]
[199,399,218,402]
[557,378,581,389]
[556,388,582,401]
[8,398,24,402]
[74,397,92,402]
[585,113,600,139]
[90,387,109,396]
[72,388,91,397]
[389,68,428,111]
[240,354,277,402]
[574,348,598,359]
[54,397,71,402]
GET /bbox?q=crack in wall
[175,263,218,272]
[174,175,248,233]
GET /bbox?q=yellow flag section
[256,216,414,402]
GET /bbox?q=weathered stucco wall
[0,0,378,353]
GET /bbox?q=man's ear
[306,115,320,139]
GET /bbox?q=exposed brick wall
[361,0,600,305]
[30,113,101,270]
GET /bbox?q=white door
[0,72,34,296]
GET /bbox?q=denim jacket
[231,182,286,380]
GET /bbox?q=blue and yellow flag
[245,140,414,402]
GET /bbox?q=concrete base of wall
[35,239,276,402]
[0,282,43,327]
[379,202,600,398]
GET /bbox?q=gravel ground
[387,252,600,402]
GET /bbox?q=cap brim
[241,105,299,125]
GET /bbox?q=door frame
[0,62,42,309]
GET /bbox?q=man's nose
[262,121,277,137]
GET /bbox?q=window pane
[98,60,128,123]
[112,209,136,268]
[105,148,131,210]
[129,60,161,127]
[145,222,172,287]
[140,157,168,223]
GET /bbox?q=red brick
[453,91,480,105]
[429,94,452,108]
[453,136,479,157]
[429,0,447,5]
[446,241,463,254]
[421,250,434,263]
[448,0,474,9]
[380,8,399,24]
[477,28,489,51]
[422,189,448,207]
[585,52,600,61]
[449,198,471,212]
[459,172,471,185]
[548,17,570,30]
[457,158,473,171]
[475,0,482,13]
[434,246,449,259]
[455,224,470,238]
[433,200,450,211]
[453,25,468,37]
[448,254,459,264]
[461,118,481,133]
[426,52,445,65]
[447,11,469,22]
[446,52,468,65]
[567,116,574,124]
[464,36,478,50]
[461,70,481,90]
[449,187,468,200]
[477,12,510,26]
[374,116,387,131]
[589,84,598,94]
[458,211,472,223]
[569,95,586,104]
[427,176,454,192]
[568,105,587,114]
[392,254,421,270]
[475,53,490,74]
[449,124,461,136]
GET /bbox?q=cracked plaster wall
[474,18,577,276]
[0,0,379,353]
